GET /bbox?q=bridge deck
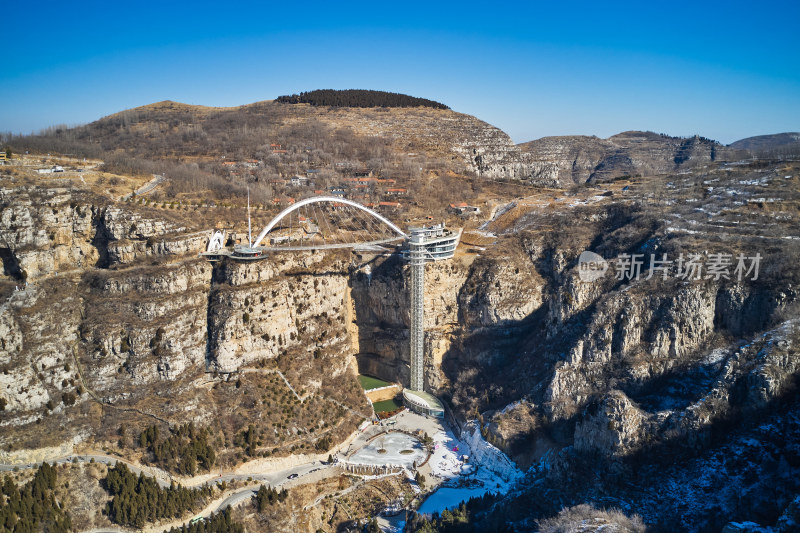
[201,236,404,260]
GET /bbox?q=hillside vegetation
[275,89,449,109]
[3,98,510,206]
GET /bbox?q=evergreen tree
[103,463,212,527]
[0,464,71,533]
[276,89,449,110]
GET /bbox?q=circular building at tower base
[403,389,445,418]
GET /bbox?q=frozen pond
[346,412,523,525]
[348,432,426,468]
[412,416,522,518]
[418,487,495,515]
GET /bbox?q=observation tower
[402,223,461,418]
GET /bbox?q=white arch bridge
[203,196,409,258]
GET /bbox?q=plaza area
[348,431,427,468]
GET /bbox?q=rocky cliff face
[349,256,470,390]
[0,187,365,454]
[343,160,799,530]
[0,187,207,281]
[519,131,727,186]
[207,251,353,376]
[81,260,212,387]
[349,238,552,392]
[0,187,218,431]
[0,187,99,280]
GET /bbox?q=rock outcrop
[0,187,208,281]
[574,390,649,456]
[350,256,470,390]
[519,131,727,185]
[0,187,99,280]
[207,252,352,373]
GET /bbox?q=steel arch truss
[252,196,408,248]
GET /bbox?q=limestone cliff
[349,255,470,390]
[207,252,353,377]
[519,131,727,185]
[0,186,366,457]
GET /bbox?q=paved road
[147,462,342,529]
[0,453,329,491]
[5,453,342,532]
[122,174,164,200]
[0,454,173,487]
[217,487,258,511]
[201,460,327,489]
[6,413,441,530]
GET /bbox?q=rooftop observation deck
[401,224,462,262]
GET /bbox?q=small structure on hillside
[449,202,481,216]
[36,166,64,174]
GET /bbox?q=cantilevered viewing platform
[400,223,462,262]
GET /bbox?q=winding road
[0,419,406,530]
[122,174,164,201]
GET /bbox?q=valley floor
[1,409,526,532]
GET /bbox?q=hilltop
[729,132,800,150]
[275,89,450,109]
[9,96,543,201]
[9,94,795,202]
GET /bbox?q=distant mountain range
[518,130,800,185]
[9,91,798,189]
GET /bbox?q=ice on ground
[417,487,492,515]
[703,348,728,365]
[376,516,405,532]
[461,421,522,484]
[420,420,523,515]
[667,226,700,235]
[724,522,771,532]
[348,432,426,468]
[427,428,467,479]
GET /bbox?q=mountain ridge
[8,95,798,196]
[517,131,725,185]
[729,131,800,150]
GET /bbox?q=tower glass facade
[408,232,426,392]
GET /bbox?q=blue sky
[1,1,798,144]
